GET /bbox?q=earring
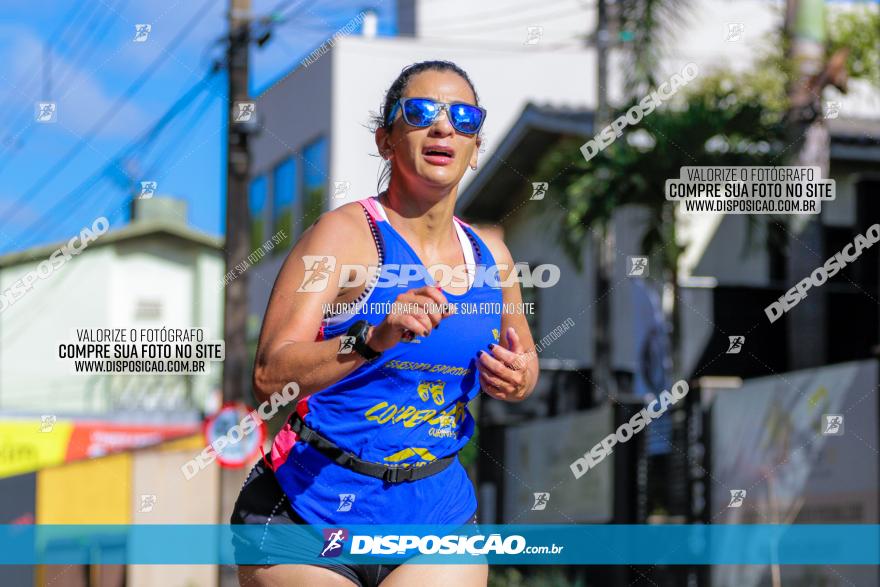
[470,164,478,170]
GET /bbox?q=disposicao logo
[320,528,348,558]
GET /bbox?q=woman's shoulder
[303,200,374,241]
[297,200,378,262]
[462,222,513,267]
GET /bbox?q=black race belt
[289,411,457,483]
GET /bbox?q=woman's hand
[366,285,456,352]
[477,327,530,402]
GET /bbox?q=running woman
[232,60,539,587]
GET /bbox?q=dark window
[249,175,267,253]
[302,137,328,230]
[272,157,297,251]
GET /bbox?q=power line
[0,1,96,150]
[265,0,306,19]
[4,0,301,251]
[141,76,223,179]
[0,2,94,156]
[8,72,218,251]
[266,0,320,25]
[0,0,137,173]
[0,0,215,239]
[0,0,130,161]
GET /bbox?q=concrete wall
[128,436,219,587]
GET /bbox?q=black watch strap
[346,320,381,360]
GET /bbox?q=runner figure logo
[628,256,649,277]
[726,23,744,42]
[338,336,355,355]
[337,493,356,512]
[530,182,548,200]
[726,336,744,354]
[728,489,746,508]
[531,492,550,511]
[320,529,348,557]
[138,494,157,513]
[234,102,256,123]
[140,181,157,199]
[524,26,543,45]
[39,415,56,433]
[822,414,844,436]
[823,101,841,120]
[333,181,351,199]
[134,24,152,42]
[298,255,336,292]
[36,102,57,123]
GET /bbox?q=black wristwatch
[345,320,381,360]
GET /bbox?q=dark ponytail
[371,60,481,192]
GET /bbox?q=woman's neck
[380,180,458,251]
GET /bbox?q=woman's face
[377,69,481,192]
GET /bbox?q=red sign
[203,403,266,468]
[65,422,197,461]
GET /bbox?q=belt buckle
[383,466,407,483]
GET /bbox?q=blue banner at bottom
[0,525,877,565]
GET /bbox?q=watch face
[344,321,378,359]
[349,320,369,340]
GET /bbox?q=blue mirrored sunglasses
[385,97,486,135]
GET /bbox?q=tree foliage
[827,6,880,88]
[536,63,788,271]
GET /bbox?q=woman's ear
[469,136,481,170]
[375,126,392,160]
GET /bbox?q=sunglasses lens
[402,99,439,127]
[449,103,484,134]
[399,99,485,134]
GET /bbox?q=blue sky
[0,0,397,255]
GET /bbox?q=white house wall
[0,239,223,415]
[502,203,595,367]
[1,247,114,412]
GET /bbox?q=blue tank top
[269,196,503,525]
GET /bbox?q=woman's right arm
[252,207,370,403]
[251,206,453,404]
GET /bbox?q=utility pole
[223,0,252,409]
[783,0,848,370]
[595,4,632,587]
[593,0,615,403]
[220,1,251,585]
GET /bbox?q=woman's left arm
[473,228,539,402]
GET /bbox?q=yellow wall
[0,421,73,479]
[36,452,131,524]
[33,435,221,586]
